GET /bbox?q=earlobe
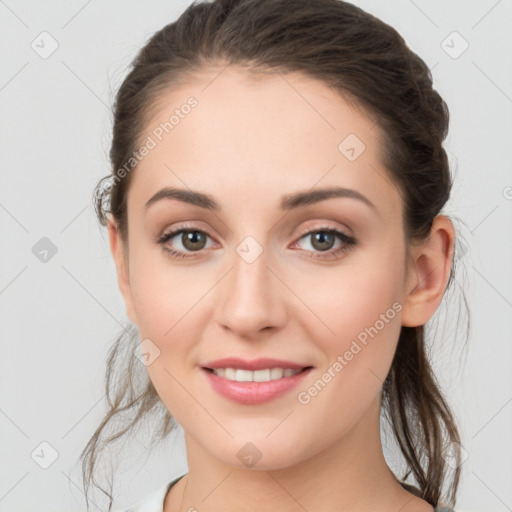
[400,215,455,327]
[107,214,138,325]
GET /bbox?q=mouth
[200,359,314,405]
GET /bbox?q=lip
[201,357,308,371]
[201,363,313,405]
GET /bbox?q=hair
[82,0,470,509]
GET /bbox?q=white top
[116,475,456,511]
[115,475,184,512]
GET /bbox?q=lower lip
[201,367,313,405]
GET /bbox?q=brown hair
[82,0,469,509]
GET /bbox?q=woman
[82,0,465,510]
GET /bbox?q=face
[109,66,430,471]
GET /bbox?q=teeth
[211,367,303,382]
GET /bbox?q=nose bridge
[214,232,286,336]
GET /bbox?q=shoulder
[113,475,185,512]
[400,482,456,512]
[112,481,170,512]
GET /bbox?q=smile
[205,367,304,382]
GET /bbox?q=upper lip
[201,357,312,371]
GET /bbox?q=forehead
[127,66,401,221]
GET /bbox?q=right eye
[158,226,216,259]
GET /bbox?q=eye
[157,224,216,259]
[292,226,357,261]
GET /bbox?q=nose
[214,242,287,339]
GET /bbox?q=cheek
[290,277,403,452]
[129,249,211,339]
[295,259,404,345]
[292,256,404,410]
[128,254,209,406]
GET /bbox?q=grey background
[0,1,511,511]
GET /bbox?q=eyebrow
[144,186,377,213]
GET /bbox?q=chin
[210,437,312,472]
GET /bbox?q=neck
[164,395,429,511]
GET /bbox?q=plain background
[0,1,511,511]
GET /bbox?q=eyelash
[157,223,357,261]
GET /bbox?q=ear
[401,215,455,327]
[107,214,138,325]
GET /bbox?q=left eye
[291,227,357,260]
[294,228,354,253]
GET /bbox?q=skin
[108,65,455,512]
